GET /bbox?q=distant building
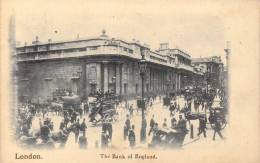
[191,56,224,87]
[16,30,204,101]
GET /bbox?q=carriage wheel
[92,119,97,126]
[103,113,110,120]
[220,118,227,130]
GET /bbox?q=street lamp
[138,54,148,143]
[205,70,210,116]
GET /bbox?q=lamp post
[205,70,210,116]
[138,53,148,143]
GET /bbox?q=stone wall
[18,59,85,100]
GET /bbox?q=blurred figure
[128,125,136,147]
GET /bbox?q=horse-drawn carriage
[184,112,206,125]
[208,106,227,130]
[148,128,189,149]
[62,95,81,112]
[89,101,118,125]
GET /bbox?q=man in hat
[74,119,81,143]
[171,117,177,128]
[80,118,87,136]
[169,103,174,117]
[176,115,187,131]
[71,111,77,123]
[151,123,160,143]
[197,117,207,138]
[129,104,134,117]
[107,119,113,141]
[128,125,136,147]
[124,114,131,140]
[213,120,224,140]
[102,119,108,133]
[148,115,155,136]
[59,118,65,131]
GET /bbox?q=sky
[11,0,234,64]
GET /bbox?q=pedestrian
[84,102,89,114]
[101,130,109,149]
[74,119,81,143]
[151,123,160,143]
[169,103,174,117]
[129,104,134,117]
[124,114,131,140]
[177,104,180,112]
[71,111,77,123]
[213,120,224,140]
[148,115,155,136]
[102,120,108,133]
[171,117,177,128]
[64,116,69,128]
[128,125,136,147]
[79,107,83,119]
[176,115,187,131]
[162,118,167,128]
[107,119,113,141]
[80,118,87,136]
[197,117,207,138]
[59,119,65,131]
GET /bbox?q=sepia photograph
[1,0,259,162]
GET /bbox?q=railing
[177,63,194,71]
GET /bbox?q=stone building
[191,56,224,87]
[16,30,204,101]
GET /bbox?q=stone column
[96,63,101,91]
[179,73,181,90]
[86,63,90,96]
[116,63,121,95]
[103,63,108,93]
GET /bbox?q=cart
[208,106,227,130]
[148,128,188,149]
[89,102,118,125]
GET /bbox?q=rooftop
[192,56,222,64]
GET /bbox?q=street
[29,95,227,150]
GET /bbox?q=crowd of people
[15,83,227,149]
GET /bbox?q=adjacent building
[191,56,224,87]
[16,30,206,101]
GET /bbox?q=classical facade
[16,30,204,101]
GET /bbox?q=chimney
[132,39,136,42]
[48,39,52,42]
[36,36,39,42]
[160,43,169,50]
[24,42,27,46]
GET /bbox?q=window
[135,84,138,93]
[124,66,128,75]
[129,49,133,54]
[123,48,127,51]
[89,46,98,50]
[79,48,86,52]
[124,83,128,94]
